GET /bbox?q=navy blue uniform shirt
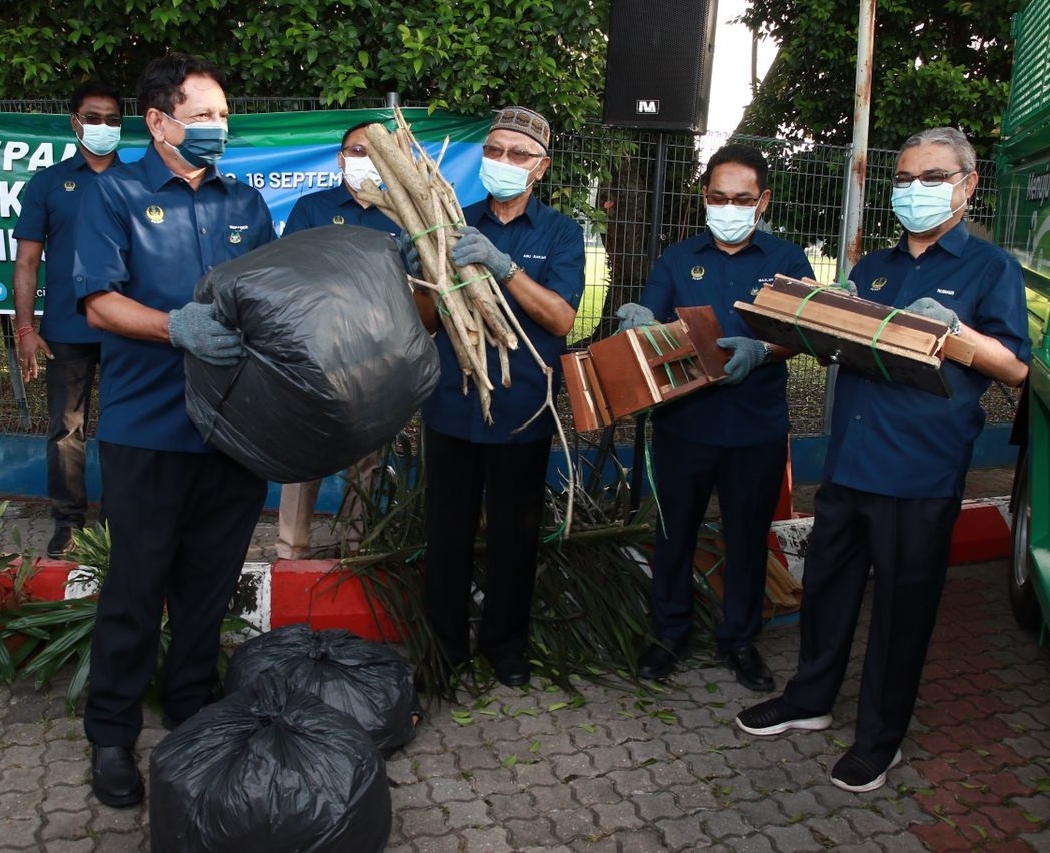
[639,228,814,446]
[422,195,585,443]
[73,145,275,452]
[283,183,398,236]
[827,222,1030,499]
[14,150,122,343]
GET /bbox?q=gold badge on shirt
[229,225,248,244]
[871,276,887,292]
[690,265,705,280]
[332,215,345,225]
[145,205,164,224]
[63,180,76,193]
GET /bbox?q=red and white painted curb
[14,497,1012,635]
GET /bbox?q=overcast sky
[707,0,776,132]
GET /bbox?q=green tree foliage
[738,0,1025,158]
[0,0,608,131]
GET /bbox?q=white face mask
[76,118,121,156]
[705,204,758,245]
[342,155,382,191]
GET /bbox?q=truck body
[995,0,1050,632]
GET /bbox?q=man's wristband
[16,325,35,341]
[501,261,522,285]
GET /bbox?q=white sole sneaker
[830,748,903,793]
[735,711,833,736]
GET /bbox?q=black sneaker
[46,526,76,559]
[735,696,833,736]
[830,747,902,793]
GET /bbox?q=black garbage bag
[224,623,418,756]
[185,224,439,482]
[149,669,390,853]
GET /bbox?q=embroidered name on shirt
[936,288,956,296]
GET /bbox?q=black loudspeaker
[602,0,719,132]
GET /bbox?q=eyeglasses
[75,112,122,128]
[341,144,369,158]
[482,144,546,166]
[892,169,968,188]
[705,193,762,208]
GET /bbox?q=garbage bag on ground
[149,669,390,853]
[185,224,439,482]
[224,622,418,756]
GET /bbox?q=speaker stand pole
[630,131,668,520]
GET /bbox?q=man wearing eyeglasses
[737,127,1029,793]
[275,121,398,560]
[617,143,814,691]
[72,54,275,809]
[416,106,584,689]
[13,81,124,559]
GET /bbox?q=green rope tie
[869,308,899,382]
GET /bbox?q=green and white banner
[0,108,492,312]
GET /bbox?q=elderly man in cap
[415,106,585,689]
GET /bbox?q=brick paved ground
[2,469,1049,851]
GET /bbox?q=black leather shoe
[637,637,688,679]
[91,745,144,808]
[46,526,77,559]
[723,643,775,692]
[491,656,530,687]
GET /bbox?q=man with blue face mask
[275,121,398,561]
[616,143,814,690]
[13,80,123,558]
[737,128,1029,794]
[72,53,275,809]
[415,106,584,690]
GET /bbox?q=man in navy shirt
[619,143,814,690]
[73,54,275,809]
[276,120,398,560]
[737,128,1029,793]
[415,106,584,689]
[13,80,123,558]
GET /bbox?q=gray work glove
[615,302,656,331]
[835,279,858,296]
[905,297,961,334]
[717,336,767,385]
[450,225,512,281]
[397,230,422,277]
[168,301,245,366]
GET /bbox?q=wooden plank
[580,350,613,425]
[560,352,603,432]
[736,300,952,397]
[677,305,730,379]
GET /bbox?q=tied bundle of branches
[356,110,517,424]
[357,108,576,532]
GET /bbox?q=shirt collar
[142,144,223,192]
[892,219,969,259]
[482,193,541,226]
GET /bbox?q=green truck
[998,0,1050,632]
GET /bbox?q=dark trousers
[650,430,787,650]
[783,481,960,766]
[84,443,266,748]
[45,341,100,528]
[422,426,550,665]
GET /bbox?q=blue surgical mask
[891,177,966,234]
[480,157,533,201]
[164,114,228,168]
[705,204,758,245]
[76,119,120,156]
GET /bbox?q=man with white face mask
[618,143,814,690]
[275,121,397,560]
[415,106,584,690]
[13,80,124,558]
[737,127,1029,794]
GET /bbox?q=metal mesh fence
[0,106,1015,438]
